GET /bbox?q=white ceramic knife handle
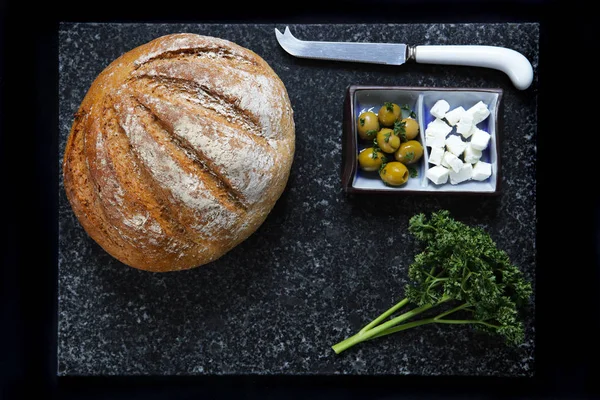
[414,45,533,90]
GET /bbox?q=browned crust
[62,33,295,272]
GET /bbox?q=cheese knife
[274,26,533,90]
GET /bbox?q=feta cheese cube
[425,132,446,148]
[456,112,473,136]
[463,143,482,164]
[465,101,491,124]
[449,162,473,184]
[430,99,450,119]
[428,146,445,165]
[470,128,491,150]
[425,118,453,137]
[444,106,465,126]
[426,165,449,185]
[472,160,492,181]
[460,124,476,139]
[425,118,452,148]
[441,151,463,173]
[444,135,468,157]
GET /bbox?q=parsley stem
[367,318,437,340]
[434,319,500,329]
[332,300,449,354]
[332,295,454,354]
[432,303,471,320]
[367,318,500,341]
[359,298,410,334]
[367,302,497,341]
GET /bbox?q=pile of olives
[356,102,424,186]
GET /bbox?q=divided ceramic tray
[342,86,503,195]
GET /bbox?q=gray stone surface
[58,22,538,376]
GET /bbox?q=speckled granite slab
[58,22,538,376]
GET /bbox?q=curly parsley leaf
[394,120,407,142]
[365,129,378,138]
[401,104,417,119]
[408,165,418,178]
[383,131,392,143]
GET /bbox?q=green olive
[399,118,420,141]
[358,147,386,171]
[357,111,380,141]
[379,161,409,186]
[394,140,424,165]
[378,102,402,126]
[376,128,400,154]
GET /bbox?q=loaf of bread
[62,33,295,272]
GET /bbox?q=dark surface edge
[2,1,600,399]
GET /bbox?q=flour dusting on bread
[62,33,295,271]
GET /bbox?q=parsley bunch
[332,210,532,354]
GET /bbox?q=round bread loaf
[62,33,295,272]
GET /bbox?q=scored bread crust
[62,33,295,272]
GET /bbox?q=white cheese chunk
[426,165,449,185]
[460,124,476,139]
[465,101,491,124]
[441,151,463,173]
[449,162,473,184]
[425,118,452,147]
[444,135,468,157]
[428,146,445,165]
[425,118,453,137]
[472,160,492,181]
[425,132,446,148]
[470,127,491,150]
[430,99,450,119]
[463,143,483,164]
[444,106,465,126]
[456,112,473,136]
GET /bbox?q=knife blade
[275,26,533,90]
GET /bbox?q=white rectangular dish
[342,86,503,194]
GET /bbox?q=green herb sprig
[393,120,407,142]
[365,129,378,138]
[401,104,417,119]
[408,165,418,178]
[331,210,532,354]
[383,131,392,143]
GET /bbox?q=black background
[1,0,599,399]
